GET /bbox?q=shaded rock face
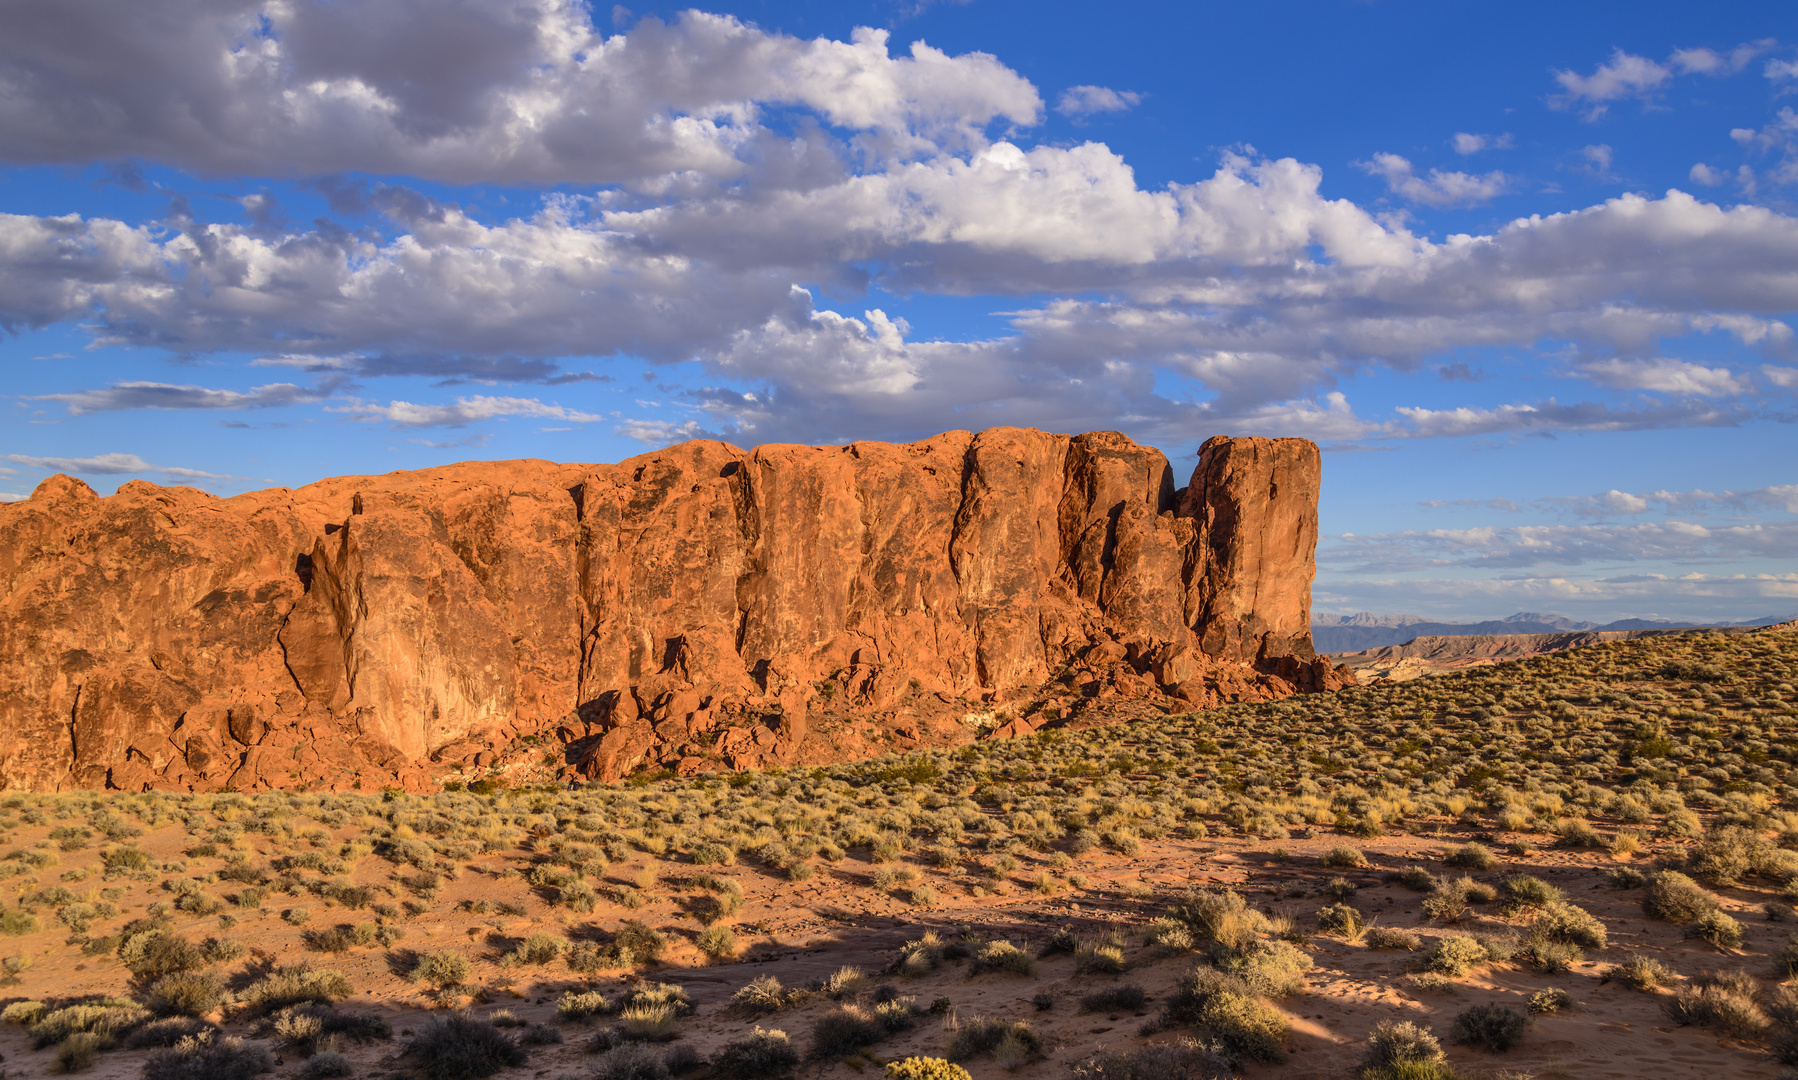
[0,429,1352,792]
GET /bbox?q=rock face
[0,429,1352,792]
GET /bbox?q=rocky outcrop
[0,428,1352,792]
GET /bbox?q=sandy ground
[1,804,1792,1080]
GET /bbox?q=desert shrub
[32,999,151,1048]
[820,965,868,1000]
[1323,876,1358,901]
[1690,826,1766,887]
[503,932,567,966]
[616,983,693,1020]
[619,1003,681,1042]
[301,1052,352,1079]
[1766,989,1798,1066]
[1042,926,1079,955]
[593,1043,673,1080]
[414,949,473,990]
[1320,845,1367,868]
[1075,939,1128,975]
[1067,1039,1233,1080]
[240,964,354,1016]
[1602,954,1676,990]
[1450,1004,1530,1052]
[520,1023,563,1046]
[1418,935,1489,977]
[1665,980,1768,1039]
[808,1005,886,1059]
[141,1031,275,1080]
[120,930,206,980]
[697,924,737,959]
[1643,871,1718,924]
[1499,875,1560,912]
[148,972,225,1016]
[1687,910,1746,949]
[1166,889,1266,958]
[1774,934,1798,979]
[943,1016,1043,1066]
[1145,918,1196,952]
[711,1027,799,1079]
[557,990,612,1022]
[730,976,804,1016]
[124,1017,218,1049]
[2,1000,46,1025]
[1159,966,1287,1063]
[1079,985,1147,1013]
[1556,819,1604,848]
[1445,843,1496,870]
[603,921,667,968]
[1317,903,1364,937]
[1361,1019,1445,1073]
[406,1014,527,1080]
[1532,900,1608,948]
[886,1058,973,1080]
[1607,866,1648,889]
[1216,939,1309,997]
[1366,927,1422,951]
[1520,935,1582,974]
[1528,987,1571,1014]
[1389,867,1436,892]
[969,939,1033,976]
[54,1032,103,1074]
[1,907,41,935]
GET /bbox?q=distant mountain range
[1311,610,1798,653]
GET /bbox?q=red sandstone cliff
[0,428,1351,792]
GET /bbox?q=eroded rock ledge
[0,428,1352,792]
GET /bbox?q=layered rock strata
[0,428,1351,791]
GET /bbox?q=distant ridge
[1311,610,1797,653]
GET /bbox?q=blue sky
[1,0,1795,623]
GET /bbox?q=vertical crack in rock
[0,429,1352,792]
